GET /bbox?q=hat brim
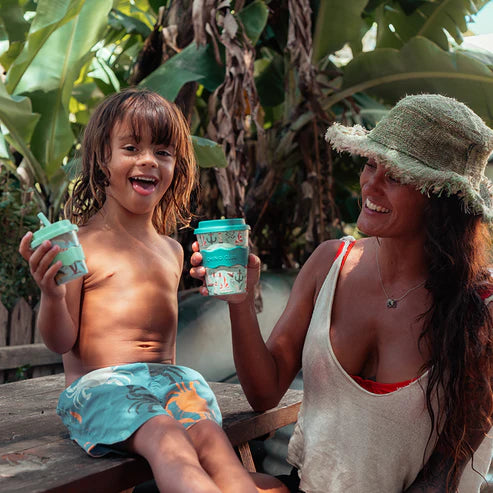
[325,123,493,222]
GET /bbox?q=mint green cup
[195,218,250,296]
[31,213,88,285]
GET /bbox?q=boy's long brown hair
[64,88,197,235]
[421,195,493,491]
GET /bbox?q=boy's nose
[137,150,158,167]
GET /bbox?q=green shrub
[0,165,40,310]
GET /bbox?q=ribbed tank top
[286,236,492,493]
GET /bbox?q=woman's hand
[189,240,261,303]
[19,232,66,299]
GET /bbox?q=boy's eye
[123,145,137,152]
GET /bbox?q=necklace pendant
[386,298,397,309]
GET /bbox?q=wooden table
[0,374,302,493]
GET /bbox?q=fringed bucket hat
[325,94,493,221]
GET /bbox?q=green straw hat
[325,94,493,221]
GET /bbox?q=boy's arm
[19,232,82,354]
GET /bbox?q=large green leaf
[0,79,42,180]
[139,43,224,101]
[0,0,30,43]
[375,0,489,50]
[312,0,368,62]
[5,0,86,92]
[237,0,269,45]
[328,37,493,125]
[191,136,228,169]
[13,0,112,178]
[254,47,285,107]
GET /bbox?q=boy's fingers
[36,245,60,275]
[191,241,200,252]
[29,242,57,274]
[43,261,62,283]
[18,232,34,260]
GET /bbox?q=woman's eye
[365,161,376,170]
[386,173,400,184]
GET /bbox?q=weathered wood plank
[0,375,303,493]
[0,301,8,383]
[0,344,62,371]
[9,298,33,346]
[33,302,42,343]
[0,300,8,347]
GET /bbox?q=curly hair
[64,87,197,235]
[420,194,493,491]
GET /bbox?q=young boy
[19,88,258,493]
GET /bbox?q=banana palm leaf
[312,0,368,62]
[0,79,41,180]
[5,0,86,92]
[327,36,493,125]
[10,0,112,179]
[139,43,224,101]
[192,136,228,169]
[375,0,489,50]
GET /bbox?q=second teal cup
[195,218,250,296]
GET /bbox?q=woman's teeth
[366,198,390,213]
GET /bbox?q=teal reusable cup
[195,218,250,296]
[31,213,88,285]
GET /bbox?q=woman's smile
[365,198,390,214]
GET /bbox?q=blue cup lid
[194,218,250,234]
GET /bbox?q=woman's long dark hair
[420,194,493,490]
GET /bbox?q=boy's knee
[188,420,224,446]
[130,415,193,457]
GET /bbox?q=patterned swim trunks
[57,363,222,456]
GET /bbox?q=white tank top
[287,236,492,493]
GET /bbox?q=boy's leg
[187,420,258,493]
[124,414,221,493]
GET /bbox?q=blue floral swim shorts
[57,363,222,456]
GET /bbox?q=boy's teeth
[366,198,390,213]
[132,177,155,182]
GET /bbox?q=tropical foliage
[1,0,492,307]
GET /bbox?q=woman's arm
[191,240,340,410]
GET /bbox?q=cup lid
[194,218,250,234]
[31,220,78,248]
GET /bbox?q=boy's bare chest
[84,241,180,291]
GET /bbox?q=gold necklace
[375,238,426,309]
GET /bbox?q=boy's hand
[19,232,66,299]
[189,240,261,303]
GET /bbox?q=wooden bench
[0,374,302,493]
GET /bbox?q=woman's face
[357,158,429,240]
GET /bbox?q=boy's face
[104,118,176,217]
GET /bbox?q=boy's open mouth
[129,176,158,195]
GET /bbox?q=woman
[191,94,493,492]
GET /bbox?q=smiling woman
[190,93,493,493]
